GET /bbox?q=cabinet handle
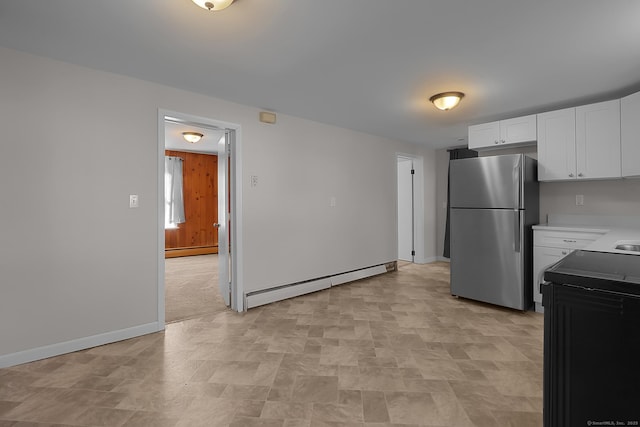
[562,251,568,255]
[569,173,574,177]
[494,140,499,144]
[563,239,576,243]
[501,139,506,144]
[578,173,584,177]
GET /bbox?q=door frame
[157,109,244,323]
[396,153,426,263]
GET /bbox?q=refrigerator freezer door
[450,208,526,310]
[450,154,523,209]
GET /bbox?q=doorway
[396,154,425,264]
[157,110,243,326]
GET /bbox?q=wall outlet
[575,194,584,206]
[129,194,139,208]
[330,196,336,207]
[250,175,258,187]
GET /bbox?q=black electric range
[544,249,640,295]
[542,250,640,427]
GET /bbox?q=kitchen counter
[532,215,640,313]
[533,223,640,255]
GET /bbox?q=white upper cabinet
[621,91,640,177]
[468,114,536,150]
[537,108,576,181]
[468,121,500,150]
[500,115,537,145]
[537,100,621,181]
[575,99,621,180]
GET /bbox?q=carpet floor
[165,254,227,323]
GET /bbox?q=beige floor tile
[73,406,137,427]
[0,262,544,427]
[229,416,284,427]
[283,420,311,427]
[311,402,363,423]
[385,391,443,425]
[121,411,180,427]
[261,401,313,419]
[292,376,339,403]
[361,390,389,423]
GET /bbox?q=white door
[537,107,576,181]
[217,131,231,306]
[500,115,537,144]
[397,158,414,262]
[622,91,640,177]
[533,246,568,304]
[468,121,500,149]
[576,99,621,180]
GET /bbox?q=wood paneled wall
[165,150,218,257]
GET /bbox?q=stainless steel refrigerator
[449,154,539,310]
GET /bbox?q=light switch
[130,194,139,208]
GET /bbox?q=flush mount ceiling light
[191,0,234,11]
[182,132,204,143]
[429,92,465,111]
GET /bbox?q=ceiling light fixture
[191,0,234,11]
[182,132,204,143]
[429,92,465,111]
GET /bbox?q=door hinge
[411,169,415,175]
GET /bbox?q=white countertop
[533,223,640,256]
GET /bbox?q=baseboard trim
[165,246,218,258]
[245,278,332,309]
[419,256,441,264]
[435,256,451,262]
[0,322,163,369]
[245,263,391,309]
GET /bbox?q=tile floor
[0,262,544,426]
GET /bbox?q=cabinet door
[537,108,576,181]
[533,246,570,304]
[468,121,500,150]
[622,91,640,177]
[576,99,621,179]
[500,114,537,144]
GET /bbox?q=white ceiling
[1,0,639,149]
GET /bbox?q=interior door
[217,131,231,307]
[397,157,414,262]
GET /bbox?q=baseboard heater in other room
[244,263,390,309]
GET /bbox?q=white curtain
[165,156,185,228]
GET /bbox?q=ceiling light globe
[429,92,465,111]
[182,132,204,143]
[191,0,234,11]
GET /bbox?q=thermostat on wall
[259,111,276,124]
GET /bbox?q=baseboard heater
[245,263,389,309]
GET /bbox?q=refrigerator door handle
[514,210,521,253]
[513,156,522,208]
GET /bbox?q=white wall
[0,47,436,366]
[539,179,640,221]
